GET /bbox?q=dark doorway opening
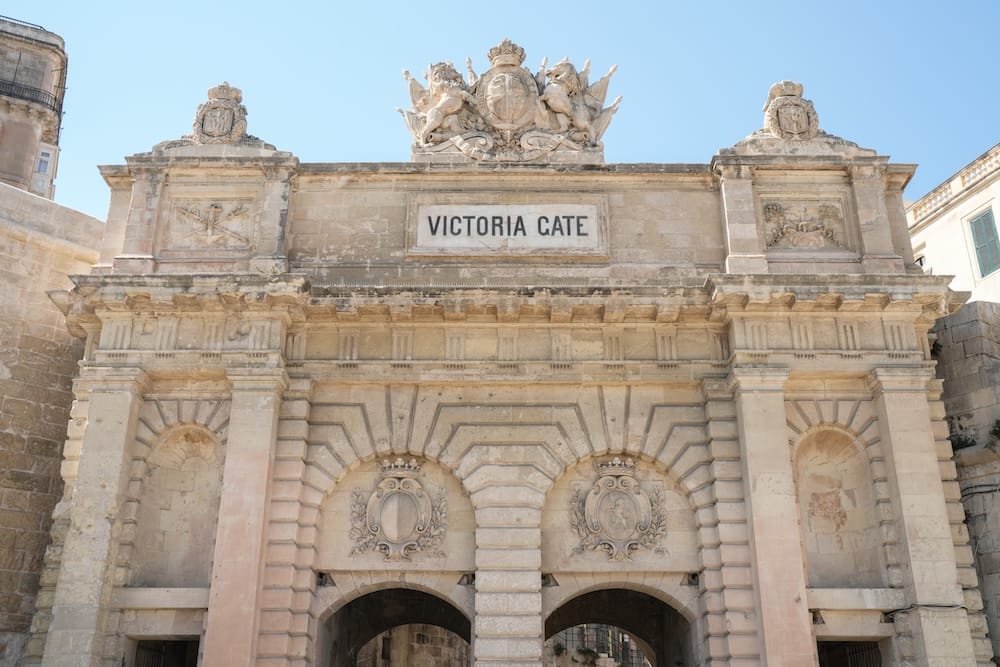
[817,640,882,667]
[134,639,199,667]
[546,588,693,667]
[322,588,470,667]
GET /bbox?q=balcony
[0,79,60,114]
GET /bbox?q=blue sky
[12,1,1000,221]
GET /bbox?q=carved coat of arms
[762,80,819,141]
[193,82,248,144]
[399,39,621,163]
[570,457,666,561]
[350,458,446,561]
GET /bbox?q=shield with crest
[477,66,538,131]
[201,105,234,137]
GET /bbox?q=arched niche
[794,427,883,588]
[131,424,224,587]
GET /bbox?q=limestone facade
[23,42,993,667]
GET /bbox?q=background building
[907,141,1000,660]
[0,15,102,666]
[0,15,66,199]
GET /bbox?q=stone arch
[542,574,699,623]
[787,399,886,588]
[122,398,229,588]
[544,582,699,667]
[313,579,473,667]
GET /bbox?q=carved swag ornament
[350,458,447,561]
[570,457,666,561]
[400,39,621,162]
[763,201,846,249]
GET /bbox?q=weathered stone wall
[934,301,1000,446]
[938,301,1000,658]
[0,183,100,665]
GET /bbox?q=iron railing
[0,79,60,113]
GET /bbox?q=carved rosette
[193,82,248,144]
[762,80,819,140]
[570,458,666,561]
[350,458,446,561]
[400,39,621,163]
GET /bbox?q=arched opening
[318,589,470,667]
[545,589,693,667]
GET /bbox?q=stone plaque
[407,195,608,257]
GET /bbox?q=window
[36,151,51,174]
[970,208,1000,277]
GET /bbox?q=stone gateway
[22,40,993,667]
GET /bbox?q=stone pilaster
[473,505,543,667]
[729,367,816,667]
[42,368,148,667]
[257,377,314,667]
[869,367,977,666]
[701,380,760,667]
[716,164,768,274]
[111,168,160,273]
[202,368,287,666]
[851,165,904,273]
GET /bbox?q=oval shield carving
[378,488,420,543]
[477,66,538,131]
[571,457,665,561]
[596,489,638,542]
[351,458,448,561]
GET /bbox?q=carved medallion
[193,82,248,144]
[350,458,446,561]
[570,457,666,561]
[762,80,819,140]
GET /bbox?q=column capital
[727,366,789,393]
[226,367,288,394]
[867,366,936,395]
[74,366,151,396]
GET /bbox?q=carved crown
[595,457,635,477]
[763,80,803,110]
[381,457,422,478]
[208,81,242,102]
[488,39,526,67]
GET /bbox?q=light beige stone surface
[13,72,992,667]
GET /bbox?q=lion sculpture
[399,62,477,145]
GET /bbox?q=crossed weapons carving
[176,202,251,246]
